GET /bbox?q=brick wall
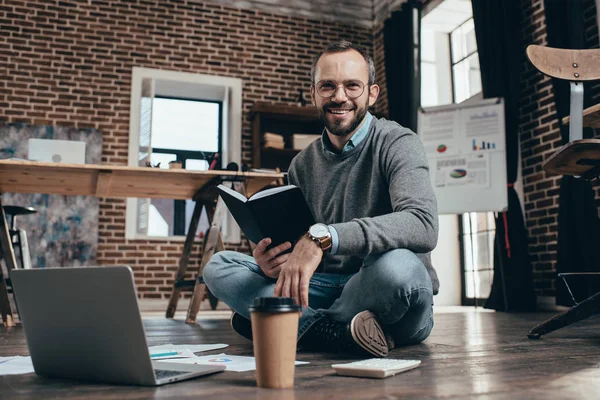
[0,0,375,299]
[5,0,593,301]
[520,0,599,297]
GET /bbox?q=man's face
[311,50,379,137]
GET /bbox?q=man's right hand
[253,238,292,279]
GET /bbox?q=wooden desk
[0,160,282,326]
[562,103,600,128]
[0,160,277,199]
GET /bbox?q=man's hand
[253,238,292,279]
[274,235,323,308]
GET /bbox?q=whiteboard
[418,98,507,215]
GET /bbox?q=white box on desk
[28,139,86,164]
[292,134,320,150]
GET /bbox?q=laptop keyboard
[154,369,188,380]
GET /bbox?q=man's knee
[362,249,432,295]
[202,250,239,289]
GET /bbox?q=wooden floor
[1,309,599,399]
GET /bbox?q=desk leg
[0,196,16,327]
[166,199,204,319]
[186,193,229,324]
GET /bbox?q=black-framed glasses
[314,80,367,99]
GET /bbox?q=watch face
[310,223,329,238]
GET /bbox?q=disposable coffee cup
[249,297,301,388]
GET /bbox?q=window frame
[449,18,478,67]
[460,212,496,306]
[126,67,242,243]
[449,17,479,104]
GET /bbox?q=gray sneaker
[349,310,389,357]
[300,310,388,358]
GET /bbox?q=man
[203,40,439,358]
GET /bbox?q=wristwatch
[308,223,332,251]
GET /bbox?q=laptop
[10,266,225,386]
[27,138,86,164]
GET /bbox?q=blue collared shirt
[323,112,373,255]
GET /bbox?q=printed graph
[472,139,496,151]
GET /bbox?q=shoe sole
[350,310,388,357]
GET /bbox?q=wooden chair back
[527,45,600,81]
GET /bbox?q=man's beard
[319,98,369,137]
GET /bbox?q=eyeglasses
[314,80,368,99]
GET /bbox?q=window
[461,212,495,305]
[127,68,242,242]
[148,97,222,237]
[450,18,481,104]
[421,0,493,306]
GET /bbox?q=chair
[527,45,600,178]
[526,45,600,338]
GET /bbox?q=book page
[249,185,297,201]
[217,184,247,202]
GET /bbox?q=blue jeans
[203,248,434,346]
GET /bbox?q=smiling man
[203,40,440,358]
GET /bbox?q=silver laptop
[10,266,225,386]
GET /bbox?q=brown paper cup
[250,298,300,389]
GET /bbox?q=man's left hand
[273,234,323,308]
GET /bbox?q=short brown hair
[310,40,375,85]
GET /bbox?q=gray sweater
[288,116,440,294]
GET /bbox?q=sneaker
[349,311,389,357]
[230,311,253,341]
[300,310,388,357]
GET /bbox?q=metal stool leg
[528,273,600,339]
[17,229,31,269]
[528,292,600,338]
[9,229,24,270]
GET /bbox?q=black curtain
[472,0,537,311]
[545,0,600,306]
[383,0,421,131]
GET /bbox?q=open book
[217,184,315,246]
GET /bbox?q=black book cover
[217,184,315,246]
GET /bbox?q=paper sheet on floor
[0,356,35,375]
[156,353,309,372]
[148,343,228,360]
[0,344,230,374]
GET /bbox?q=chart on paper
[418,98,507,214]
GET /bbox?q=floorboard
[1,310,599,399]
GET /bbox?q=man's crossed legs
[203,248,434,357]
